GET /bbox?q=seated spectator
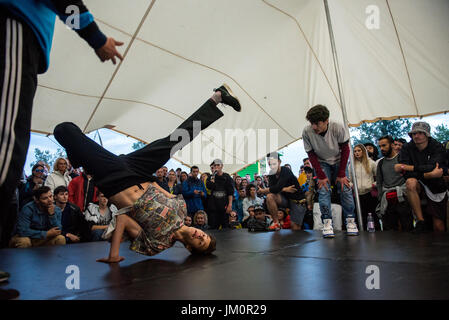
[353,144,379,230]
[84,192,117,241]
[228,211,242,229]
[68,169,98,212]
[9,186,66,248]
[54,186,90,243]
[167,169,182,195]
[247,206,273,232]
[395,122,448,233]
[184,215,193,227]
[376,135,413,231]
[242,205,256,228]
[393,138,407,153]
[44,157,72,192]
[182,166,207,216]
[242,184,263,222]
[193,210,210,231]
[258,153,306,231]
[18,164,46,210]
[364,142,379,161]
[232,186,246,222]
[277,208,291,229]
[155,168,169,192]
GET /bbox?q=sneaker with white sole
[322,218,335,238]
[346,218,359,236]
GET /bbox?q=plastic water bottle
[367,213,375,232]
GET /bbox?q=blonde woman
[44,157,72,192]
[193,210,210,231]
[353,144,379,230]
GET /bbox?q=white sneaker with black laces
[346,218,359,236]
[322,219,335,238]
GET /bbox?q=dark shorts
[425,193,448,221]
[279,194,306,225]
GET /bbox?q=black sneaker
[214,84,241,112]
[0,270,10,283]
[412,220,428,234]
[0,289,20,300]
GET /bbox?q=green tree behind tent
[30,147,66,169]
[132,141,147,150]
[350,119,412,146]
[433,124,449,143]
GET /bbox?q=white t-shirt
[302,121,349,165]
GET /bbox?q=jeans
[91,229,106,242]
[317,162,355,221]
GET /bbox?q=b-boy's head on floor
[306,104,330,134]
[177,227,216,256]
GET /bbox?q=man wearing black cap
[395,121,448,233]
[206,158,234,229]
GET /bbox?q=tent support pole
[323,0,364,231]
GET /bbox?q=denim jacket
[16,201,62,239]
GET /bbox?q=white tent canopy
[32,0,449,174]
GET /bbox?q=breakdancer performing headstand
[53,85,241,263]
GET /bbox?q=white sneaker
[346,218,359,236]
[322,219,335,238]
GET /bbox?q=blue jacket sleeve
[49,0,107,49]
[182,181,194,199]
[17,206,46,239]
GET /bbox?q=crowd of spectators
[3,118,449,251]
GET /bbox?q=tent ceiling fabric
[32,0,449,174]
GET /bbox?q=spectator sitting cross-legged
[395,121,448,233]
[258,153,306,231]
[54,186,90,244]
[9,186,66,248]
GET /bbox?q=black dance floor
[1,229,449,300]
